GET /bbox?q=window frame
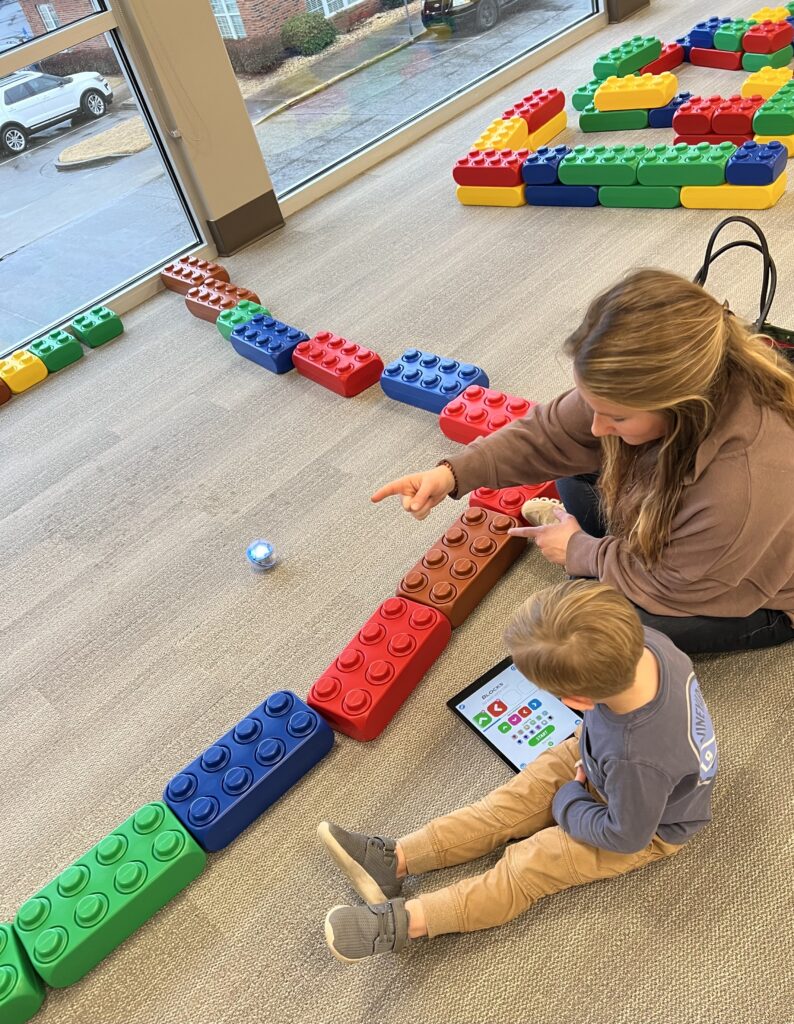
[306,0,366,17]
[210,0,246,39]
[37,3,61,31]
[3,82,34,105]
[26,73,63,94]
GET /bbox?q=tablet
[447,656,583,773]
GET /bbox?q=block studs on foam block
[307,600,451,742]
[14,804,205,988]
[164,692,333,851]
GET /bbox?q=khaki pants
[398,735,682,937]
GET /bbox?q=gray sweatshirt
[552,628,717,854]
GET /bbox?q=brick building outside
[17,0,382,56]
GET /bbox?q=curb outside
[56,30,428,171]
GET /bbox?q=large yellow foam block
[741,66,793,99]
[749,6,790,21]
[527,110,568,149]
[456,184,527,207]
[0,350,48,393]
[681,173,787,209]
[754,132,794,156]
[594,72,677,111]
[472,117,528,152]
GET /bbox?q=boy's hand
[507,508,582,566]
[371,466,455,521]
[574,760,587,785]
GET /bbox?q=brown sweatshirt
[445,385,794,621]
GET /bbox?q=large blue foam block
[675,34,693,60]
[688,16,731,49]
[230,316,309,375]
[524,184,599,207]
[648,91,693,128]
[521,145,572,185]
[725,140,787,186]
[380,349,489,413]
[164,691,334,851]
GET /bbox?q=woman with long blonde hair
[372,268,794,654]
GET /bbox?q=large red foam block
[673,132,753,146]
[307,597,451,741]
[689,47,743,70]
[641,41,685,74]
[439,385,534,444]
[453,149,531,187]
[712,94,765,134]
[469,483,560,523]
[292,331,384,397]
[502,88,565,132]
[743,20,793,54]
[673,95,724,134]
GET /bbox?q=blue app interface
[457,664,582,770]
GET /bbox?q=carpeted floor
[2,1,794,1022]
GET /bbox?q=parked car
[0,70,113,154]
[421,0,512,32]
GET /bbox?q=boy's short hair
[503,580,644,700]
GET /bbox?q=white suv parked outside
[0,70,113,154]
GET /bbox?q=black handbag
[692,215,794,362]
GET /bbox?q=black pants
[555,474,794,656]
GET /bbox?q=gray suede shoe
[317,821,402,902]
[324,899,410,963]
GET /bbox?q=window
[0,28,200,353]
[4,82,33,105]
[305,0,361,15]
[211,0,246,40]
[2,2,104,52]
[26,74,62,94]
[224,0,598,198]
[37,4,61,31]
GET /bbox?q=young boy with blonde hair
[318,579,717,962]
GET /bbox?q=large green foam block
[0,924,45,1024]
[216,300,272,340]
[69,306,123,348]
[13,803,206,989]
[637,142,735,187]
[742,45,794,72]
[713,18,756,51]
[559,144,648,186]
[753,88,794,136]
[578,105,649,132]
[28,329,83,373]
[598,185,681,208]
[593,36,662,80]
[572,79,600,111]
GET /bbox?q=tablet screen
[448,659,583,772]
